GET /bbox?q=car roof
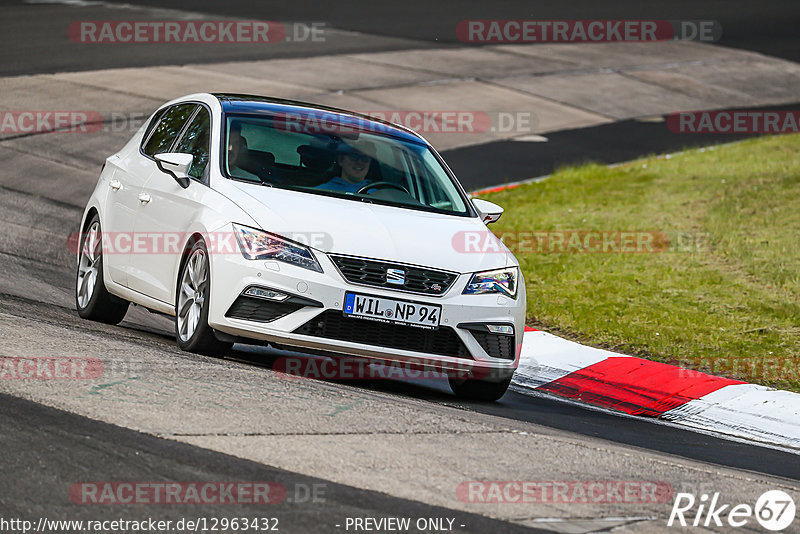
[212,93,426,144]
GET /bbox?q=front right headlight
[462,267,518,298]
[233,223,323,273]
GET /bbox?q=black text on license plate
[343,293,440,329]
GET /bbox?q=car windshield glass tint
[223,113,470,216]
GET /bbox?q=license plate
[343,292,441,330]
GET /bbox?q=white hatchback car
[76,93,526,400]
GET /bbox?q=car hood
[218,180,516,274]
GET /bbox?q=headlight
[233,224,323,273]
[462,267,518,298]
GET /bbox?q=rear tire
[175,239,232,356]
[449,375,512,402]
[75,215,129,324]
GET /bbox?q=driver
[316,140,376,194]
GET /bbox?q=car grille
[470,331,516,360]
[329,255,458,296]
[226,296,304,323]
[293,310,471,358]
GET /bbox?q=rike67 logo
[668,490,796,531]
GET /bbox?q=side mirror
[155,152,193,189]
[472,198,504,224]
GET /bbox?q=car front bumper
[207,246,526,380]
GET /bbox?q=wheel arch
[75,206,100,268]
[81,206,100,233]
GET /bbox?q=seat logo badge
[386,268,405,285]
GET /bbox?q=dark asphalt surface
[2,289,798,529]
[0,1,434,77]
[0,392,546,533]
[446,102,800,190]
[2,0,798,76]
[228,344,800,482]
[4,0,798,189]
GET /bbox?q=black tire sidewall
[76,216,101,317]
[75,214,129,324]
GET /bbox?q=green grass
[479,134,800,391]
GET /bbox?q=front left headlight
[462,267,518,298]
[233,223,323,273]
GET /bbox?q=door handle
[109,179,122,191]
[138,192,152,204]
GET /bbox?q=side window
[141,108,167,142]
[142,103,197,157]
[175,107,210,180]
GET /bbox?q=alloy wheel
[177,248,208,341]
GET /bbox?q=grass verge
[480,134,800,391]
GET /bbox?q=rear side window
[142,103,197,157]
[175,107,211,179]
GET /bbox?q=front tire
[449,375,512,402]
[75,215,129,324]
[175,239,232,356]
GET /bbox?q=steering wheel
[356,181,410,195]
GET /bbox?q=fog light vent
[487,324,514,335]
[244,287,289,301]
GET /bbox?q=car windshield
[222,113,471,216]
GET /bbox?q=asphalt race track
[3,0,799,75]
[0,393,546,534]
[1,1,800,533]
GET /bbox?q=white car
[76,93,526,401]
